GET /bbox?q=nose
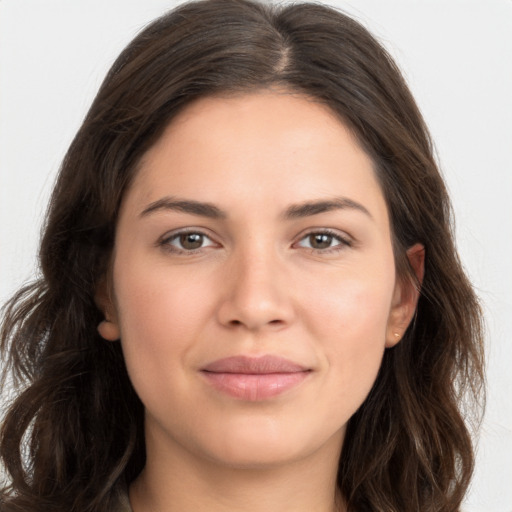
[216,245,295,332]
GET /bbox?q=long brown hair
[1,1,484,511]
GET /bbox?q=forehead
[124,90,388,226]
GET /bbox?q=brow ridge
[283,197,372,220]
[140,197,227,219]
[139,196,371,220]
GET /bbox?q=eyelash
[158,228,352,255]
[295,229,352,253]
[159,229,218,255]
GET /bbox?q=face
[99,91,420,470]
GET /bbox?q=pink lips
[201,355,311,401]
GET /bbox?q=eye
[160,230,217,253]
[296,230,351,252]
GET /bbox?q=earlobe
[95,275,120,341]
[386,243,425,348]
[97,319,121,341]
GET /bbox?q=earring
[394,332,400,340]
[97,320,120,341]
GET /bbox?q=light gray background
[1,1,511,510]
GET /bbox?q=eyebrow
[139,196,372,220]
[140,197,227,219]
[283,197,373,220]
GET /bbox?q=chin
[207,442,307,470]
[193,416,344,470]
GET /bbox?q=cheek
[112,259,212,392]
[114,250,213,333]
[303,271,394,402]
[303,267,394,342]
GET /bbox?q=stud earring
[394,333,400,339]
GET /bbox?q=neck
[129,425,345,512]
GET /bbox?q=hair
[1,1,484,511]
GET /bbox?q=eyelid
[293,228,353,252]
[158,227,220,253]
[156,226,353,255]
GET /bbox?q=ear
[95,275,121,341]
[385,243,425,348]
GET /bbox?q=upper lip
[201,355,309,374]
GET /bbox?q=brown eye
[161,231,216,253]
[308,233,334,249]
[179,233,204,250]
[296,230,350,252]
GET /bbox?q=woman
[0,1,484,511]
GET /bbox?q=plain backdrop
[1,1,511,510]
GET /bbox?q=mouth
[200,355,312,401]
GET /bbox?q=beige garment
[118,493,133,512]
[112,482,133,512]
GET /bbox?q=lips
[201,355,311,401]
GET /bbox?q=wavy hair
[1,1,484,511]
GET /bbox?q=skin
[97,90,423,512]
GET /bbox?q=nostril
[227,318,283,328]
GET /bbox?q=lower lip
[201,371,310,401]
